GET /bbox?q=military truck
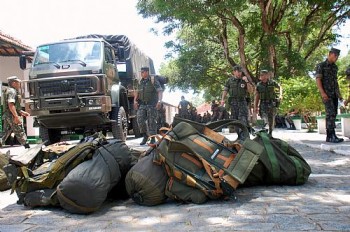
[19,34,156,144]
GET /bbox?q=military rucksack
[242,131,311,186]
[0,151,11,191]
[150,119,264,203]
[3,132,106,206]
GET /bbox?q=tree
[137,0,350,86]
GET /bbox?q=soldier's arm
[316,78,328,101]
[315,64,329,101]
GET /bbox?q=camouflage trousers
[323,98,338,130]
[259,102,277,132]
[156,110,166,130]
[1,116,27,145]
[137,104,158,136]
[230,99,249,126]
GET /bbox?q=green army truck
[19,34,155,144]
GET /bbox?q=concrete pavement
[0,129,349,231]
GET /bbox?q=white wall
[0,56,24,83]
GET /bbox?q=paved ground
[0,129,349,231]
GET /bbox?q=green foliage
[279,76,323,114]
[138,0,350,104]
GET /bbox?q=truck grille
[38,78,97,97]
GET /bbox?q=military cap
[7,76,21,83]
[260,69,269,74]
[330,48,340,56]
[141,67,149,72]
[232,65,242,71]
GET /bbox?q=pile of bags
[3,132,134,214]
[1,119,312,213]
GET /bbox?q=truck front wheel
[111,106,128,141]
[40,127,61,145]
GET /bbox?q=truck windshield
[33,41,102,66]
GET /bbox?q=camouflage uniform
[256,80,280,135]
[1,87,27,146]
[315,60,341,131]
[135,76,163,136]
[224,76,249,126]
[156,103,166,131]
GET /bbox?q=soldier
[315,48,344,143]
[254,70,282,137]
[221,65,254,139]
[178,96,191,119]
[0,76,30,148]
[156,102,166,131]
[134,67,163,145]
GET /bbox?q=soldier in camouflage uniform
[134,67,163,145]
[0,76,30,148]
[221,65,254,139]
[254,70,282,137]
[156,102,166,131]
[178,96,191,119]
[315,48,344,143]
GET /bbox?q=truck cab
[20,38,129,143]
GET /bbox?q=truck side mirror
[19,55,27,70]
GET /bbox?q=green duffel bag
[165,177,207,204]
[0,151,11,191]
[242,131,311,186]
[125,151,168,206]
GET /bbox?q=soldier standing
[221,65,254,139]
[254,70,282,136]
[178,96,191,119]
[134,67,163,145]
[0,76,30,148]
[156,102,166,131]
[315,48,344,143]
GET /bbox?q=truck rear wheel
[40,127,61,145]
[111,106,128,141]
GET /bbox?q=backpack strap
[280,140,304,184]
[259,132,280,182]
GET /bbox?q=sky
[1,0,349,105]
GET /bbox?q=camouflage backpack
[151,119,264,203]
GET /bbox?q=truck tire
[40,127,61,145]
[111,106,128,141]
[131,117,142,138]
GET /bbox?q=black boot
[327,129,344,143]
[140,134,148,145]
[332,130,344,143]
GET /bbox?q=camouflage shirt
[315,59,340,99]
[3,87,21,119]
[224,76,248,99]
[136,76,162,105]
